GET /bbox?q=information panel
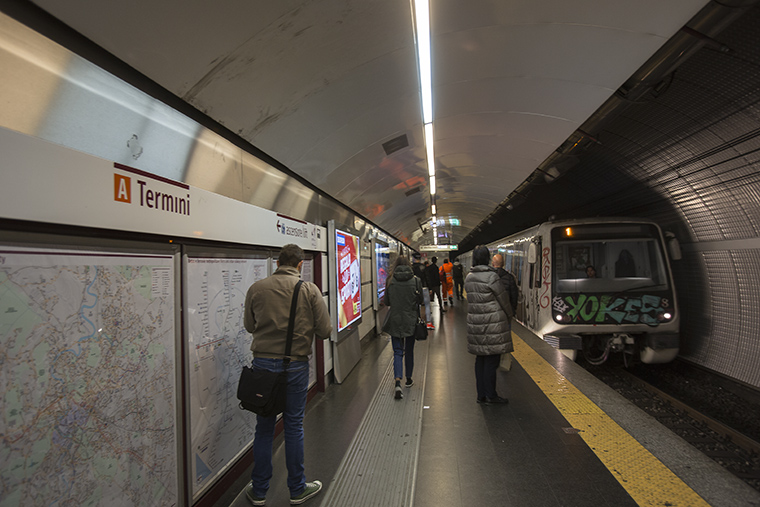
[336,229,361,332]
[185,257,268,498]
[0,247,178,506]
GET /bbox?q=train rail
[584,362,760,492]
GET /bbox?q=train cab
[465,218,681,365]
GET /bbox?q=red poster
[336,230,361,331]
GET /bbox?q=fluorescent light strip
[414,0,433,124]
[424,123,435,176]
[414,0,436,211]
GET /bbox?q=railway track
[585,363,760,492]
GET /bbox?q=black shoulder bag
[237,280,303,417]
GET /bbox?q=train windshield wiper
[613,283,667,295]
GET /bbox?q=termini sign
[0,126,326,252]
[114,163,191,216]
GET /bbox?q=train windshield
[551,224,669,293]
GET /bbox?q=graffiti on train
[552,294,671,325]
[539,247,552,308]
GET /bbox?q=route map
[0,247,178,507]
[185,257,268,498]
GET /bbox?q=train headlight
[657,312,673,322]
[555,314,564,322]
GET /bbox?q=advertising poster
[375,243,391,304]
[336,229,361,331]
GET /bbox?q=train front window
[552,226,668,293]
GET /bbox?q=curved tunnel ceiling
[459,1,760,252]
[26,0,709,248]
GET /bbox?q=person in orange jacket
[440,258,454,306]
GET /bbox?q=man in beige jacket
[243,244,331,506]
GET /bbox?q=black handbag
[414,317,428,341]
[237,280,303,417]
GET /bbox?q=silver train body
[459,218,682,364]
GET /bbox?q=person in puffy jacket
[383,256,424,399]
[464,245,513,405]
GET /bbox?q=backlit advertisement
[336,229,361,331]
[375,243,391,305]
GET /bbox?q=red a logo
[114,174,131,203]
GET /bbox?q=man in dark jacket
[452,258,464,301]
[492,253,517,317]
[424,256,446,313]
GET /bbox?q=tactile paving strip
[512,334,710,507]
[320,338,429,506]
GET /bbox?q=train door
[524,237,542,330]
[512,242,527,322]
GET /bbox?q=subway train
[459,217,682,365]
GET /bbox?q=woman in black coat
[383,256,423,399]
[464,245,513,404]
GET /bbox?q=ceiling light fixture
[424,123,435,177]
[414,0,433,124]
[413,0,435,209]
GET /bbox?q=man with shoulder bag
[242,244,332,506]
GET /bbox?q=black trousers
[475,354,501,399]
[453,279,463,299]
[430,286,444,307]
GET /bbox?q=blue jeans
[392,336,415,380]
[475,354,500,399]
[422,288,431,322]
[250,357,309,498]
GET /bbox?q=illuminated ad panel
[375,242,391,304]
[336,229,361,331]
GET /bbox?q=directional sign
[420,244,458,251]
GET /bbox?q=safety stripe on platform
[320,338,428,507]
[511,334,709,507]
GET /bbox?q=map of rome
[0,248,178,506]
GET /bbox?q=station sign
[420,244,458,252]
[0,126,326,251]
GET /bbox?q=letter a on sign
[114,174,131,203]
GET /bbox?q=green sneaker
[245,482,266,506]
[290,480,322,505]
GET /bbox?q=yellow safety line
[511,334,709,507]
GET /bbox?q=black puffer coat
[464,265,513,355]
[382,265,423,338]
